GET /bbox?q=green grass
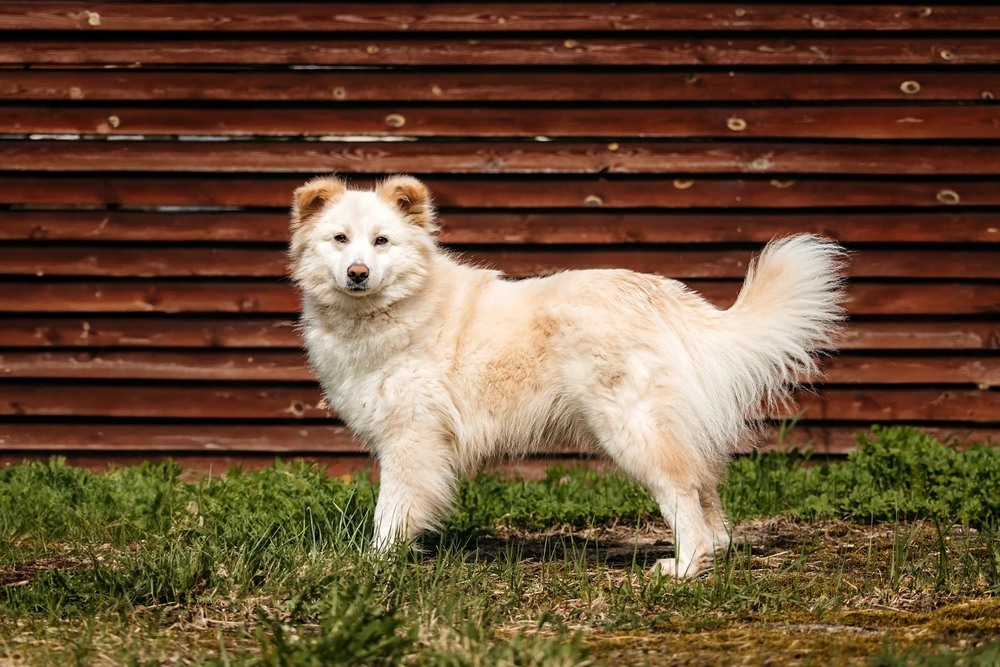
[1,426,998,665]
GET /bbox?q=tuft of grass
[722,425,1000,527]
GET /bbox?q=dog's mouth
[343,281,376,296]
[329,267,377,296]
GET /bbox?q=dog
[288,174,846,577]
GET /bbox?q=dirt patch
[0,556,84,588]
[453,517,870,568]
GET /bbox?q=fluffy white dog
[289,175,846,577]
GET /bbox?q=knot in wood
[583,194,604,207]
[900,80,921,95]
[936,189,960,205]
[385,113,406,129]
[726,117,747,132]
[673,179,694,190]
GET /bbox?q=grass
[1,425,998,665]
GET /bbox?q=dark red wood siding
[1,2,998,473]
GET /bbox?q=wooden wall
[0,2,998,473]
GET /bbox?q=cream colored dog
[289,175,846,577]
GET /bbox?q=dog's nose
[347,263,369,284]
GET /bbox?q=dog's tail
[682,234,847,454]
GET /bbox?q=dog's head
[289,175,439,309]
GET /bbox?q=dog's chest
[301,318,444,438]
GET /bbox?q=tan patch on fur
[376,175,437,231]
[533,313,560,339]
[291,175,346,230]
[480,311,561,418]
[601,372,623,389]
[288,175,347,267]
[656,432,701,487]
[483,345,545,415]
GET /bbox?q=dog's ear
[291,175,346,230]
[376,175,438,232]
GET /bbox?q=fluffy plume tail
[728,233,848,405]
[681,234,848,454]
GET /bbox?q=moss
[589,624,891,666]
[586,601,1000,666]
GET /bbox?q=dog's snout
[347,263,369,284]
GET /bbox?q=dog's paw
[649,556,710,580]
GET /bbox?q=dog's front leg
[371,441,457,552]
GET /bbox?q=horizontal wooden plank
[4,210,999,244]
[1,350,996,385]
[5,176,1000,209]
[6,105,1000,140]
[0,383,328,419]
[5,37,998,66]
[2,318,996,352]
[0,350,316,381]
[794,389,1000,423]
[0,281,994,315]
[3,70,991,103]
[0,423,997,459]
[4,383,996,423]
[837,321,1000,352]
[6,140,1000,176]
[0,211,290,242]
[4,246,999,280]
[0,317,302,348]
[0,282,300,314]
[826,356,1000,387]
[0,452,376,478]
[0,423,360,453]
[0,246,292,278]
[4,3,998,33]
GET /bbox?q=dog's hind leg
[592,417,714,578]
[648,472,714,578]
[699,483,733,555]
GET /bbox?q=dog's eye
[333,234,348,243]
[374,236,389,246]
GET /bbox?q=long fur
[289,175,847,577]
